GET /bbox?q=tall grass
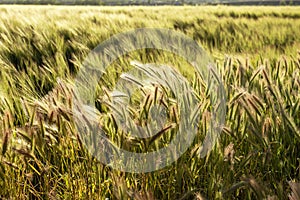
[0,5,299,199]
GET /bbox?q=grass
[0,5,300,199]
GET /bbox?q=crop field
[0,5,300,199]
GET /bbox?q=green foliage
[0,5,299,199]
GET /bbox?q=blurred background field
[0,5,300,199]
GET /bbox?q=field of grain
[0,5,300,199]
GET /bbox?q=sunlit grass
[0,5,299,199]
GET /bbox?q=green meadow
[0,5,300,199]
